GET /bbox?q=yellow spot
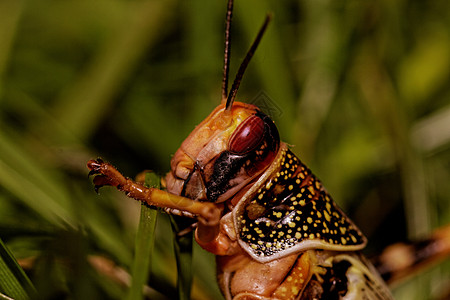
[299,200,306,206]
[307,217,313,224]
[289,185,294,190]
[296,179,301,184]
[295,232,301,239]
[288,222,296,228]
[324,211,331,222]
[340,227,347,235]
[341,237,347,244]
[309,233,315,239]
[350,234,357,243]
[303,225,308,231]
[317,211,322,218]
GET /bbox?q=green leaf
[170,217,194,300]
[126,172,159,300]
[0,238,36,300]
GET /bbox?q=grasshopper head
[166,101,280,203]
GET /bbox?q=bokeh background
[0,0,449,299]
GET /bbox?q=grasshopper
[88,0,394,298]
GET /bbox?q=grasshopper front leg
[87,159,222,243]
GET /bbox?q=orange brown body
[88,102,393,299]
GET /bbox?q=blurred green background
[0,0,449,299]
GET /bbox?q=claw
[87,158,126,193]
[87,158,103,171]
[87,158,110,192]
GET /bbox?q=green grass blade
[170,217,193,300]
[0,238,36,300]
[126,172,159,300]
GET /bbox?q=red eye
[229,115,265,154]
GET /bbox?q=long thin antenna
[221,0,233,102]
[225,14,272,111]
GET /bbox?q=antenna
[221,0,233,102]
[225,14,272,111]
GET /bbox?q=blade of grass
[169,217,193,300]
[126,172,159,300]
[0,238,36,300]
[0,131,73,227]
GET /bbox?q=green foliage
[0,238,36,300]
[0,0,449,299]
[127,173,159,300]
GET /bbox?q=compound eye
[229,115,265,154]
